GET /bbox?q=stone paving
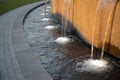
[0,1,52,80]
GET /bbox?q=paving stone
[0,1,53,80]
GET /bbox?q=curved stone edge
[12,1,53,80]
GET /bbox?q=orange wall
[51,0,120,59]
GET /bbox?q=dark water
[24,5,120,80]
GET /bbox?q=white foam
[76,59,110,72]
[44,25,57,30]
[47,6,51,9]
[41,18,50,21]
[55,37,72,45]
[40,13,48,16]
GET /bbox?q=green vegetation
[0,0,41,15]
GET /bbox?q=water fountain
[79,0,118,73]
[63,0,71,36]
[55,0,72,45]
[43,0,58,30]
[24,0,120,79]
[44,0,48,17]
[69,0,118,73]
[100,0,118,59]
[91,0,102,59]
[41,0,50,21]
[91,0,118,60]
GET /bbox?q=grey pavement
[0,1,52,80]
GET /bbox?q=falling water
[41,0,50,21]
[63,0,71,36]
[91,0,118,59]
[100,0,118,59]
[91,0,103,59]
[55,0,72,45]
[44,0,48,17]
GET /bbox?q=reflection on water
[24,4,120,80]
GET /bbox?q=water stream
[91,0,118,59]
[63,0,71,36]
[100,0,118,59]
[44,0,48,17]
[54,0,72,45]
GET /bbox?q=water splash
[55,0,72,45]
[41,18,50,21]
[55,37,72,45]
[40,13,48,16]
[76,59,111,73]
[44,25,57,30]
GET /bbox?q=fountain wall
[51,0,120,59]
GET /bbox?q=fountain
[91,0,103,59]
[24,0,120,79]
[91,0,118,60]
[41,0,50,21]
[63,0,71,36]
[43,0,58,30]
[55,0,72,45]
[100,0,118,59]
[80,0,118,73]
[44,0,48,17]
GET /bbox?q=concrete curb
[12,1,53,80]
[0,1,53,80]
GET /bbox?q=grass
[0,0,41,15]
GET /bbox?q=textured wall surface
[51,0,120,59]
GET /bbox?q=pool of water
[24,4,120,80]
